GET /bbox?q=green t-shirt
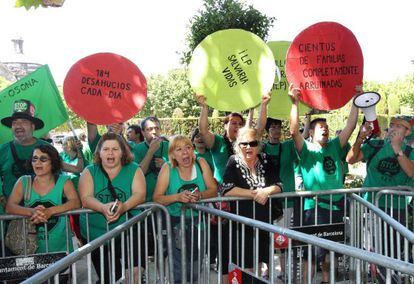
[59,152,81,190]
[133,141,169,202]
[195,150,214,173]
[82,142,94,165]
[298,137,345,211]
[80,163,140,241]
[88,133,101,155]
[263,140,297,207]
[166,160,206,217]
[23,175,74,253]
[127,140,137,150]
[210,135,233,184]
[362,139,414,208]
[0,139,50,199]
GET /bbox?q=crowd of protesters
[1,83,414,283]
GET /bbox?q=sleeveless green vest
[79,163,139,241]
[166,160,206,217]
[24,174,74,253]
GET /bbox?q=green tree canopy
[182,0,275,64]
[138,68,200,119]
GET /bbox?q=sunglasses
[31,156,50,163]
[239,140,259,148]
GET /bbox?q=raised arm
[390,130,414,178]
[256,92,271,138]
[195,94,215,149]
[87,122,98,144]
[346,122,371,164]
[338,104,359,148]
[338,86,363,148]
[288,84,305,154]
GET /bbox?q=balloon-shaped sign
[188,29,276,112]
[63,53,147,125]
[286,22,363,110]
[267,41,311,119]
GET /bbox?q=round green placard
[267,41,311,119]
[188,29,276,112]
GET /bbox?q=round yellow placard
[189,29,276,112]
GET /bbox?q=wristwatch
[395,150,404,158]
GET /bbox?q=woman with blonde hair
[221,126,283,277]
[153,134,217,283]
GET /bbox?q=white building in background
[0,37,42,81]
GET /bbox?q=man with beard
[289,84,359,283]
[0,100,83,212]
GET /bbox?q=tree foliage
[15,0,64,10]
[138,68,200,119]
[182,0,275,64]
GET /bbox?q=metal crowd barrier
[176,187,414,283]
[0,203,174,284]
[2,186,414,283]
[180,202,414,284]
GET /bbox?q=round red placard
[286,22,363,110]
[63,53,147,125]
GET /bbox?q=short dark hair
[309,118,327,130]
[127,124,144,141]
[140,116,161,130]
[223,112,244,125]
[190,128,200,142]
[265,118,282,133]
[30,144,62,178]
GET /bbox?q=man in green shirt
[289,85,359,283]
[347,116,414,206]
[0,100,49,206]
[133,116,169,202]
[126,124,144,148]
[347,116,414,260]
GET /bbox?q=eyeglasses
[31,156,50,163]
[239,140,259,148]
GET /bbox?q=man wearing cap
[0,100,84,206]
[347,116,414,208]
[347,116,414,276]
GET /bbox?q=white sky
[0,0,413,85]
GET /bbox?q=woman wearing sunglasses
[6,144,81,254]
[221,127,283,278]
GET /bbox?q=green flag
[0,65,69,144]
